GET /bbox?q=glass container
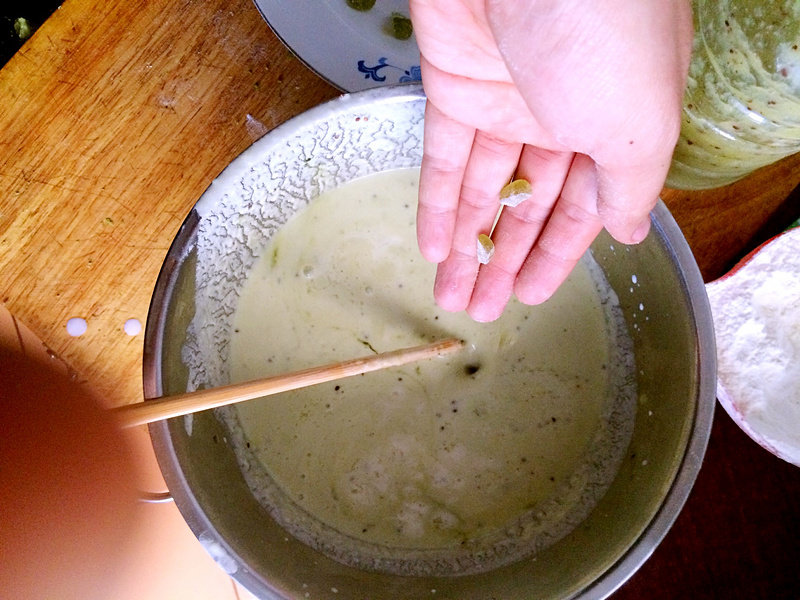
[666,0,800,190]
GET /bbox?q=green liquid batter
[220,168,636,575]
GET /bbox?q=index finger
[417,100,476,263]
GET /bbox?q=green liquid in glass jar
[666,0,800,189]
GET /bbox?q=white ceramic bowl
[708,226,800,467]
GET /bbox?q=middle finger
[433,130,523,311]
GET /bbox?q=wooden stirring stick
[113,338,464,428]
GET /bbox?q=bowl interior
[145,85,715,600]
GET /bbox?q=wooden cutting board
[0,0,338,407]
[1,0,799,412]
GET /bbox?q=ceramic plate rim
[252,0,421,92]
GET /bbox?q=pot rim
[580,202,717,598]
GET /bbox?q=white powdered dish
[707,226,800,466]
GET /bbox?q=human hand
[409,0,693,321]
[0,346,141,599]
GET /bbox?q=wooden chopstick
[113,337,464,428]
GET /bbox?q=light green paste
[667,0,800,189]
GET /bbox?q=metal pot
[144,85,716,599]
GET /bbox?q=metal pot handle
[139,490,173,503]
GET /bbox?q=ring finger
[466,145,574,321]
[514,153,605,306]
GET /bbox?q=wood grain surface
[0,0,338,408]
[1,0,799,598]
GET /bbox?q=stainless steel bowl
[144,84,716,599]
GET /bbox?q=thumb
[594,159,667,245]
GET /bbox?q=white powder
[198,532,238,574]
[707,227,800,465]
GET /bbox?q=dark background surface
[1,2,61,67]
[617,406,800,599]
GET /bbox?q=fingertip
[513,251,579,306]
[594,162,661,246]
[467,268,515,322]
[419,242,449,264]
[466,296,505,322]
[629,219,651,244]
[434,289,471,313]
[604,217,651,246]
[513,280,553,306]
[433,261,475,313]
[416,211,454,263]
